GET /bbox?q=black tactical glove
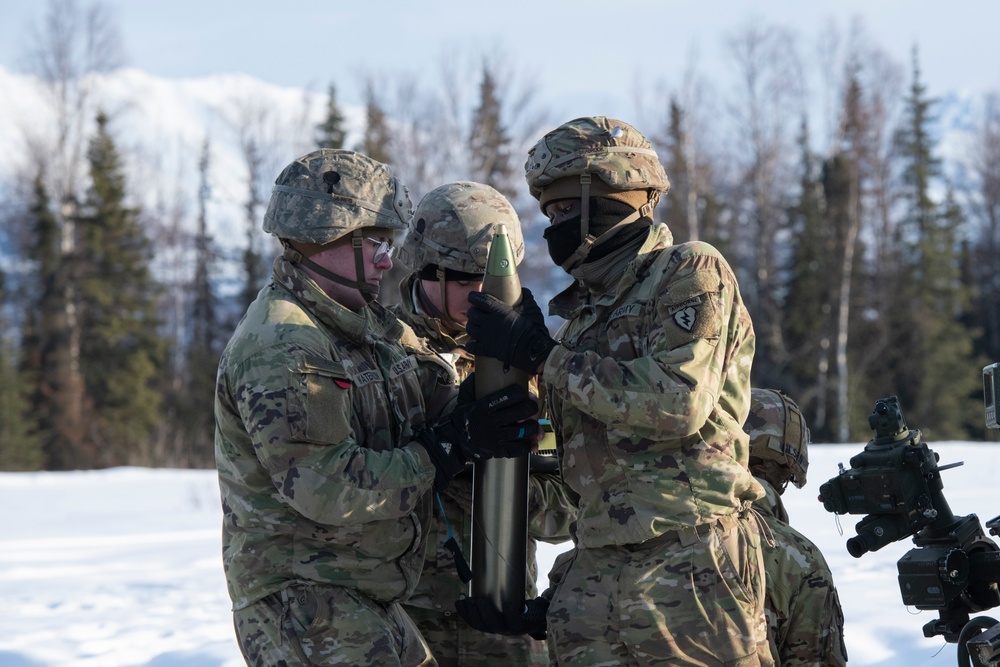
[413,427,467,493]
[444,381,539,460]
[514,286,546,328]
[415,379,538,491]
[466,288,557,374]
[455,595,549,640]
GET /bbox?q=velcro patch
[662,292,722,348]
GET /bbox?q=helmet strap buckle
[281,239,306,264]
[437,265,458,328]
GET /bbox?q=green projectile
[471,224,531,613]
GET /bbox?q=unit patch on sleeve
[669,297,701,331]
[662,291,722,349]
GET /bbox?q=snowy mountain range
[0,65,358,255]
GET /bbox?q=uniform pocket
[286,584,323,637]
[713,517,756,606]
[290,353,354,444]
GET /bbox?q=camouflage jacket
[391,274,575,613]
[543,223,762,548]
[214,256,455,611]
[754,478,848,667]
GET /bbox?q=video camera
[819,363,1000,666]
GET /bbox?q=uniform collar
[753,476,790,524]
[549,223,674,319]
[272,255,401,346]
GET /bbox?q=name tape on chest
[352,369,382,387]
[389,355,417,379]
[609,303,642,321]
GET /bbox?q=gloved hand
[441,380,539,460]
[455,595,549,640]
[415,379,538,491]
[466,287,557,374]
[413,427,467,493]
[514,286,546,328]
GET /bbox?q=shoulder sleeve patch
[661,268,724,348]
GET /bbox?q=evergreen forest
[1,1,998,471]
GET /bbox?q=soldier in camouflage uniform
[744,388,848,666]
[214,150,540,667]
[460,117,772,666]
[392,181,575,667]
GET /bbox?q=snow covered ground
[3,442,1000,667]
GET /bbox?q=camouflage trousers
[233,583,435,666]
[406,605,550,667]
[546,513,772,666]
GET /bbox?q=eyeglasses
[367,237,395,264]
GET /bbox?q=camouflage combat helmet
[398,181,525,274]
[744,388,810,492]
[524,117,670,270]
[524,116,670,210]
[264,149,412,304]
[263,149,412,244]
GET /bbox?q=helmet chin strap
[283,231,379,303]
[415,272,463,334]
[560,172,655,272]
[436,266,462,330]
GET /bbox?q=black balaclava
[543,198,650,267]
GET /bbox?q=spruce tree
[357,81,392,165]
[469,63,515,199]
[821,153,862,441]
[238,138,267,311]
[662,98,693,242]
[0,268,43,471]
[891,50,981,438]
[784,119,835,437]
[828,69,869,442]
[21,172,88,469]
[967,99,1000,370]
[316,82,347,150]
[75,110,167,465]
[185,138,220,466]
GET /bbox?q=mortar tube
[471,223,531,615]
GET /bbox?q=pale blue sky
[1,0,998,126]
